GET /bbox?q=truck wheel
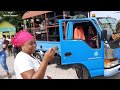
[75,65,90,79]
[55,55,61,66]
[34,52,42,62]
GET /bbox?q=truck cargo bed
[36,41,61,54]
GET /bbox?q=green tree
[0,11,26,32]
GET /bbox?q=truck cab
[59,18,104,78]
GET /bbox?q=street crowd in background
[0,34,20,79]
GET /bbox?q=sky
[90,11,120,20]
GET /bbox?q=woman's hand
[90,36,97,40]
[42,48,56,63]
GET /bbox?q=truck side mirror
[101,30,107,41]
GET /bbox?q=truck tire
[74,65,90,79]
[55,54,61,66]
[33,52,42,62]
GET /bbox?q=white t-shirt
[14,51,48,79]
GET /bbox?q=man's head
[76,26,82,29]
[11,35,14,38]
[2,35,6,40]
[3,35,6,38]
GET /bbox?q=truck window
[97,17,118,41]
[86,25,101,48]
[65,21,101,49]
[73,26,86,40]
[47,26,60,41]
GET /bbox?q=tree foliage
[0,11,26,32]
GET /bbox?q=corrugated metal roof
[22,11,52,19]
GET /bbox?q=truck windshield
[97,17,118,40]
[97,17,118,33]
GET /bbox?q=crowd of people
[0,34,21,79]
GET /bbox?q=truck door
[59,19,104,77]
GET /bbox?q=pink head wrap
[12,30,34,47]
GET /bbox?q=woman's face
[22,37,36,55]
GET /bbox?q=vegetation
[0,11,26,32]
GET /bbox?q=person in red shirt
[74,26,85,40]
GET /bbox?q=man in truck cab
[74,26,86,40]
[87,26,97,48]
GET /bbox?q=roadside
[0,54,120,79]
[0,55,16,79]
[0,55,78,79]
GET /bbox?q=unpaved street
[0,55,120,79]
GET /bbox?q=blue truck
[33,17,120,79]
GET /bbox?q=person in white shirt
[12,30,55,79]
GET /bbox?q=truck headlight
[104,58,119,68]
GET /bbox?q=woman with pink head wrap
[13,30,55,79]
[12,30,34,47]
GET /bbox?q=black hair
[7,35,10,38]
[11,35,14,37]
[3,35,6,38]
[19,27,23,30]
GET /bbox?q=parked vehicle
[22,11,120,79]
